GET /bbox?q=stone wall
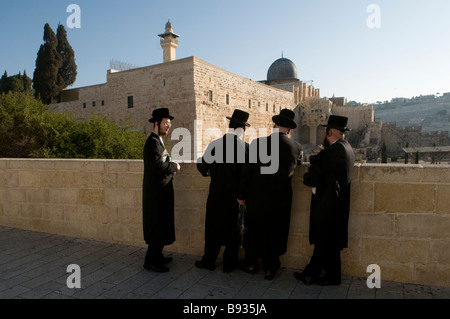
[0,159,449,287]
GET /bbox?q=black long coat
[142,132,178,246]
[238,132,302,256]
[303,139,355,250]
[197,133,249,246]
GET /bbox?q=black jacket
[303,139,355,250]
[142,132,178,245]
[238,132,302,256]
[197,133,249,245]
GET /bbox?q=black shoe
[161,256,173,264]
[315,275,341,286]
[294,271,314,285]
[144,263,169,273]
[195,260,216,271]
[265,270,275,280]
[239,264,257,275]
[223,265,237,273]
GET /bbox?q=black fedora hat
[272,109,297,129]
[149,108,174,123]
[321,115,351,132]
[226,109,251,127]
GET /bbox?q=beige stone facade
[1,159,449,287]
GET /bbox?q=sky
[1,0,450,104]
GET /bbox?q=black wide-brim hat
[321,115,351,132]
[226,109,251,127]
[149,108,174,123]
[272,109,297,129]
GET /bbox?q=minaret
[158,20,180,63]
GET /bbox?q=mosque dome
[267,57,298,81]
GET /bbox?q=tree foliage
[33,23,63,104]
[0,71,32,94]
[33,23,77,104]
[0,92,146,159]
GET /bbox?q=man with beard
[195,109,250,273]
[142,108,180,273]
[238,109,302,280]
[294,115,355,285]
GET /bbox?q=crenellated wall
[0,159,449,287]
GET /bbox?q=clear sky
[1,0,450,104]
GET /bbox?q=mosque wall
[54,56,297,160]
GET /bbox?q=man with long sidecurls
[142,108,180,273]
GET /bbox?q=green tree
[56,24,77,90]
[0,92,146,159]
[33,23,63,104]
[381,142,387,163]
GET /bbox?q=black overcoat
[197,133,249,246]
[303,139,355,250]
[142,132,178,246]
[238,132,302,256]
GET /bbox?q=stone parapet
[0,159,449,287]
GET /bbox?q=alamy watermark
[367,264,381,288]
[169,121,281,174]
[66,264,81,289]
[367,4,381,29]
[66,4,81,29]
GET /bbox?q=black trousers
[303,243,342,282]
[145,244,165,265]
[201,238,240,270]
[243,233,281,273]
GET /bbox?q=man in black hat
[294,115,355,285]
[195,109,250,273]
[237,109,302,280]
[142,108,180,273]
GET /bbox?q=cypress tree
[56,24,77,90]
[33,23,62,104]
[0,71,8,94]
[22,70,32,94]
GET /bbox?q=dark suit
[142,132,178,264]
[238,132,302,272]
[197,133,249,271]
[303,138,355,283]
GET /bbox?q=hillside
[370,94,450,133]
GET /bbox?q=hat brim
[273,116,297,129]
[226,116,251,127]
[149,116,174,123]
[321,124,351,132]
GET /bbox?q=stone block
[396,215,450,240]
[349,213,394,238]
[117,173,143,188]
[374,183,435,213]
[421,165,450,183]
[362,238,430,264]
[83,160,105,172]
[415,264,450,287]
[105,189,139,208]
[49,189,79,205]
[54,160,83,171]
[430,241,450,264]
[25,189,49,204]
[360,164,423,183]
[78,189,105,206]
[350,182,374,213]
[18,171,40,187]
[436,185,450,214]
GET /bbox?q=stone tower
[158,20,180,63]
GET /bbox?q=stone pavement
[1,226,449,301]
